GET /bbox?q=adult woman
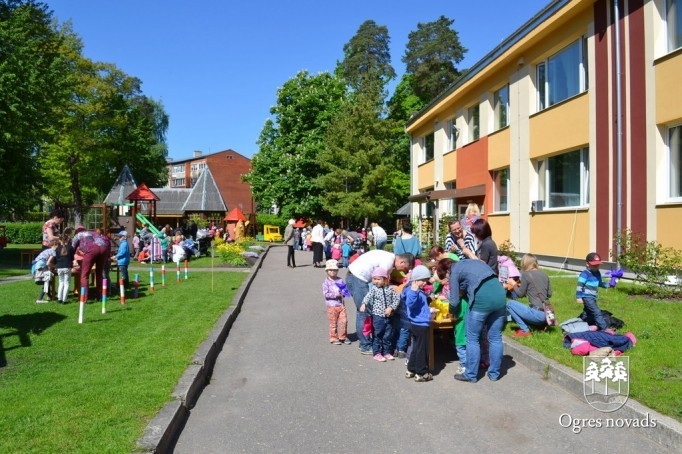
[42,210,64,250]
[392,220,421,258]
[283,219,296,268]
[459,218,498,275]
[449,258,506,382]
[310,219,325,267]
[506,253,551,337]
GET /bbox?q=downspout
[613,0,624,266]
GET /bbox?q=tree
[402,15,467,103]
[336,20,395,102]
[0,0,74,217]
[243,71,346,219]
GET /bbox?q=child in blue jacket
[576,252,609,330]
[402,265,433,382]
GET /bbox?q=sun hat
[409,265,431,281]
[325,259,339,270]
[586,252,602,265]
[371,267,388,279]
[118,230,128,237]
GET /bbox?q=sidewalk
[140,246,679,453]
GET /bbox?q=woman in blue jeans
[506,253,551,337]
[449,259,507,382]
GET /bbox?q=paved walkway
[172,247,672,453]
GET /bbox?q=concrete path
[172,247,673,453]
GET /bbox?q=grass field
[505,270,682,422]
[0,267,247,453]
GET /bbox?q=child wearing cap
[322,260,351,345]
[402,265,433,381]
[112,230,131,289]
[359,267,400,362]
[576,252,609,331]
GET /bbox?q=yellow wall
[530,210,590,257]
[655,51,682,124]
[417,161,435,191]
[529,93,589,157]
[656,206,682,249]
[443,151,457,182]
[488,128,511,169]
[488,215,510,243]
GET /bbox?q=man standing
[444,219,477,260]
[346,250,415,354]
[283,219,296,268]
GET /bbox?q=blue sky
[45,0,550,161]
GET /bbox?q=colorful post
[149,267,154,293]
[78,286,86,324]
[119,278,126,305]
[102,278,108,314]
[176,263,181,283]
[133,274,139,298]
[184,259,189,280]
[161,264,166,287]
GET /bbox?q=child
[55,230,76,304]
[322,260,351,345]
[331,241,343,265]
[33,239,58,303]
[576,252,609,331]
[402,265,433,382]
[341,239,352,269]
[112,230,131,289]
[360,268,400,362]
[172,235,186,264]
[133,232,141,260]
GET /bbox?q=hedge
[1,222,43,244]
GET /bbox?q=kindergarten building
[406,0,682,267]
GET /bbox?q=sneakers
[35,299,49,304]
[397,351,407,359]
[455,365,466,375]
[454,373,475,383]
[342,339,352,345]
[405,370,416,379]
[512,329,532,338]
[383,353,395,361]
[330,340,342,345]
[414,373,433,382]
[374,354,387,362]
[360,348,373,355]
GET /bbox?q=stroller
[182,238,201,259]
[196,229,213,256]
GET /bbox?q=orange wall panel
[443,151,457,182]
[529,210,590,257]
[655,52,682,124]
[417,161,435,191]
[488,128,511,170]
[656,206,682,250]
[456,136,489,187]
[529,93,589,158]
[488,214,510,243]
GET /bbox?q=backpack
[601,310,625,330]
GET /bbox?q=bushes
[2,222,43,244]
[215,236,258,267]
[612,229,682,298]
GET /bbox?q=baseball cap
[586,252,603,265]
[409,265,431,281]
[118,230,128,237]
[371,267,388,279]
[325,259,339,270]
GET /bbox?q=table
[429,318,455,371]
[20,249,41,268]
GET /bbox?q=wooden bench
[429,318,455,371]
[20,249,41,268]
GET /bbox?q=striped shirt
[576,268,608,299]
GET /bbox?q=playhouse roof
[126,183,160,202]
[181,167,227,212]
[104,165,138,205]
[224,207,247,221]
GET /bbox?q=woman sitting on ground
[506,253,551,338]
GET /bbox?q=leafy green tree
[403,15,467,103]
[244,71,346,219]
[0,0,73,217]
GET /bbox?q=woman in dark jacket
[459,218,499,275]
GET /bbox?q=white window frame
[493,85,510,131]
[536,148,590,209]
[667,124,682,200]
[492,168,510,213]
[668,0,682,52]
[536,37,588,111]
[467,104,479,143]
[447,118,458,151]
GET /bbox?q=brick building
[166,149,254,216]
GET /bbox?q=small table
[429,318,455,371]
[20,249,41,268]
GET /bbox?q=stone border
[135,247,270,453]
[504,339,682,450]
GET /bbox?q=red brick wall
[205,150,254,215]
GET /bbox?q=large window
[468,104,479,142]
[493,168,509,212]
[423,133,434,162]
[537,38,588,110]
[536,148,590,208]
[493,85,509,130]
[669,125,682,199]
[669,0,682,51]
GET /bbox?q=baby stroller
[182,238,201,259]
[196,229,212,256]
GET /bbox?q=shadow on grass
[0,311,67,367]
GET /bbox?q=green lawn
[505,269,682,422]
[0,269,247,453]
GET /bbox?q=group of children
[322,258,435,382]
[32,229,77,304]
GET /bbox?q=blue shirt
[402,286,431,327]
[576,268,607,299]
[114,239,131,266]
